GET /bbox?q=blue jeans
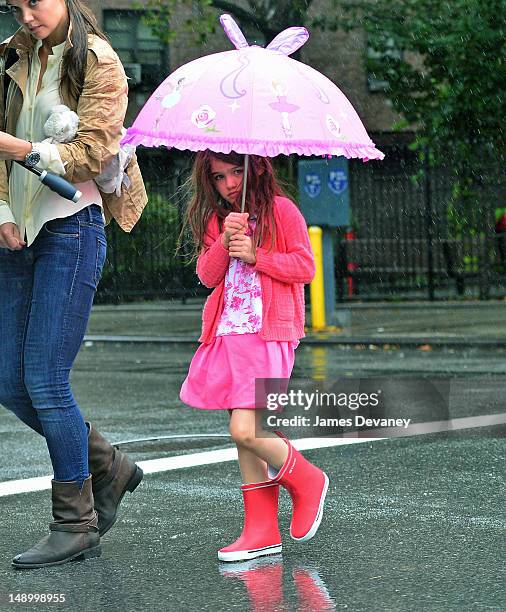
[0,205,107,487]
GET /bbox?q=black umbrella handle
[14,160,82,203]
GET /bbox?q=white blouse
[0,37,102,246]
[216,221,263,336]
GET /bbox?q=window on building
[367,37,403,93]
[103,10,168,90]
[0,8,18,42]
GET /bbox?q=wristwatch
[25,142,41,168]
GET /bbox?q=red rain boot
[220,559,285,612]
[269,432,329,542]
[293,567,335,610]
[218,481,282,562]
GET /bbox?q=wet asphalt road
[85,300,506,342]
[0,302,504,611]
[1,340,505,484]
[0,420,503,612]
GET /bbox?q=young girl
[180,150,329,562]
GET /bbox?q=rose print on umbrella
[191,105,219,132]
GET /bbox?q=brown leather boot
[12,475,101,569]
[87,423,143,536]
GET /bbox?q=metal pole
[479,202,492,300]
[241,154,249,213]
[424,150,435,301]
[322,228,336,322]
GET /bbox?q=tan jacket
[0,27,147,231]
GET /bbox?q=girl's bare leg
[236,446,268,484]
[229,409,289,481]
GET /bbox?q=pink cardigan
[196,196,316,344]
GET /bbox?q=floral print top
[216,221,262,336]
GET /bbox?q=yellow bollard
[310,346,328,380]
[309,226,326,330]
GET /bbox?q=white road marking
[0,412,503,497]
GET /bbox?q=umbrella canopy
[123,14,384,162]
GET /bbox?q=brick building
[1,2,502,300]
[0,0,409,147]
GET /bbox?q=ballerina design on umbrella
[153,77,188,129]
[269,80,300,138]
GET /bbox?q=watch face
[26,151,41,167]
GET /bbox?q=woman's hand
[0,222,26,250]
[221,212,249,249]
[229,233,256,264]
[0,132,31,161]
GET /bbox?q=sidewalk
[86,299,506,347]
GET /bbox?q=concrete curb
[91,299,506,313]
[83,334,506,349]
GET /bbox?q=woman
[0,0,144,569]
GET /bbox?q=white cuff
[36,141,66,175]
[0,200,16,226]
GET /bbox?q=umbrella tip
[220,14,250,50]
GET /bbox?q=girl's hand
[0,222,26,250]
[229,233,256,264]
[221,212,249,249]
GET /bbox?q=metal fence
[96,149,198,303]
[96,145,505,304]
[342,145,506,300]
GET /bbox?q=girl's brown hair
[183,151,287,260]
[61,0,110,100]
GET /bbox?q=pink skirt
[180,333,297,410]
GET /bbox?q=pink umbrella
[123,14,384,209]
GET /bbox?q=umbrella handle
[39,170,82,203]
[241,154,249,214]
[14,160,82,203]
